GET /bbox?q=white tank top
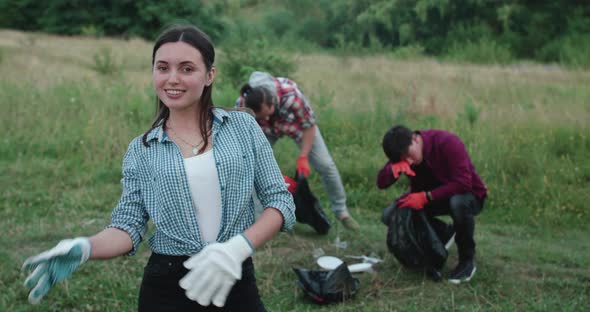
[183,149,222,243]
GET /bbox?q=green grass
[1,31,589,311]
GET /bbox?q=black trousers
[424,193,484,261]
[138,253,266,312]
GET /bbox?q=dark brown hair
[239,83,275,113]
[382,125,414,162]
[142,24,215,153]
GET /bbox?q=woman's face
[153,41,215,111]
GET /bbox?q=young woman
[22,24,295,311]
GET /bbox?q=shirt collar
[145,120,166,143]
[212,107,229,124]
[145,108,230,143]
[417,130,433,163]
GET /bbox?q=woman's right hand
[22,237,91,304]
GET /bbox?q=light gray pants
[265,126,349,218]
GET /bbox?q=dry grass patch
[295,53,590,126]
[0,30,152,89]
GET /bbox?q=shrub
[537,34,590,68]
[80,24,104,37]
[460,99,481,127]
[263,9,296,38]
[445,38,514,65]
[218,38,296,88]
[389,44,425,60]
[90,47,119,76]
[0,0,224,41]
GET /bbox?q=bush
[80,24,104,37]
[90,47,119,76]
[0,0,225,41]
[389,45,425,60]
[218,38,296,89]
[445,38,514,65]
[263,9,297,38]
[446,22,494,46]
[458,99,481,127]
[296,16,332,47]
[537,34,590,68]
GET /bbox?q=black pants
[138,253,266,312]
[424,193,484,261]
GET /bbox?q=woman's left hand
[179,234,253,307]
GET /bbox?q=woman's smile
[165,89,186,99]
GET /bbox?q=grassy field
[1,30,589,311]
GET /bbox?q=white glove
[22,237,91,304]
[179,234,254,307]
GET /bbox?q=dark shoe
[448,259,476,284]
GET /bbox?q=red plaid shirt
[235,77,316,142]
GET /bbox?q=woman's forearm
[243,208,283,249]
[89,227,133,260]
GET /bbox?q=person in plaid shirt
[235,71,360,231]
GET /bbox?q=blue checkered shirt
[107,108,296,256]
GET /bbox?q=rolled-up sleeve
[106,143,149,256]
[249,117,296,231]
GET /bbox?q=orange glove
[390,161,416,179]
[283,175,297,193]
[397,192,427,210]
[296,156,311,177]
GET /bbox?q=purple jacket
[377,130,487,201]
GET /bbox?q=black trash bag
[385,203,448,270]
[292,173,331,235]
[293,263,360,304]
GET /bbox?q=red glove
[390,161,416,179]
[296,156,311,177]
[283,175,297,193]
[397,192,427,210]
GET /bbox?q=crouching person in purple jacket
[377,125,487,284]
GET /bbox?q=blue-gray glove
[22,237,91,304]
